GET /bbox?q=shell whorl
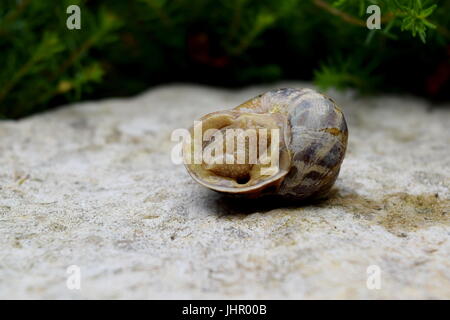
[244,88,348,199]
[279,89,347,199]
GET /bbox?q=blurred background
[0,0,449,119]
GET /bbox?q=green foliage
[396,0,437,43]
[332,0,439,43]
[314,54,381,93]
[0,0,449,118]
[0,0,121,118]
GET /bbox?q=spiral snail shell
[183,88,348,201]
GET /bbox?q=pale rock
[0,83,449,299]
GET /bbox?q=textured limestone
[0,83,449,299]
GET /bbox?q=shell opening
[236,174,251,185]
[186,111,291,192]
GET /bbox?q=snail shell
[183,88,348,201]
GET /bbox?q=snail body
[183,88,348,201]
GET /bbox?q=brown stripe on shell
[317,141,345,169]
[293,141,322,163]
[303,170,324,181]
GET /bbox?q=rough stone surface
[0,83,449,299]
